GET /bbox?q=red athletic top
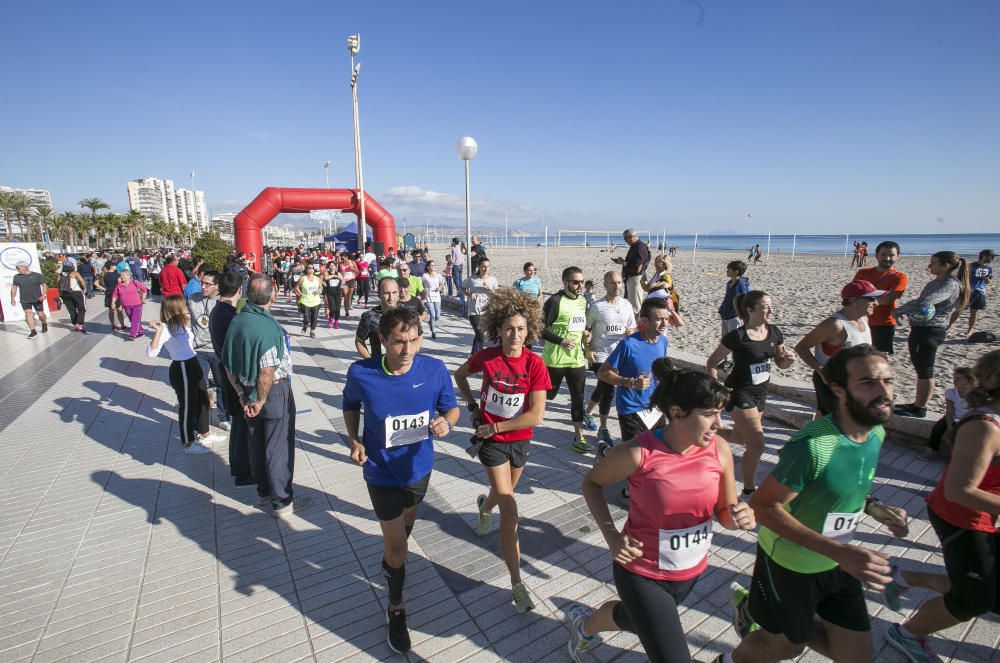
[158,264,187,297]
[467,347,550,442]
[927,411,1000,533]
[854,267,907,326]
[622,430,722,581]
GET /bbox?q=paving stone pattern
[1,299,997,662]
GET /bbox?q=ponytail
[934,251,972,325]
[734,290,768,323]
[648,357,729,418]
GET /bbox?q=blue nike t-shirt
[342,354,458,487]
[605,332,668,415]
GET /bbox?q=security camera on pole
[455,136,478,283]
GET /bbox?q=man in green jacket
[222,274,308,519]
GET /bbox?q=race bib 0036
[384,411,430,448]
[749,360,771,385]
[821,510,863,543]
[658,519,713,571]
[484,387,525,419]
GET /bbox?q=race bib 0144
[658,520,713,571]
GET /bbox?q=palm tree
[0,191,16,239]
[33,204,53,244]
[10,193,32,241]
[124,209,145,250]
[78,197,110,226]
[49,213,70,246]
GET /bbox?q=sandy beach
[427,242,997,416]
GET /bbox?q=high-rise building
[126,177,207,230]
[211,213,235,242]
[0,185,53,208]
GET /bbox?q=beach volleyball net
[556,229,653,248]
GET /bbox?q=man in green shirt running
[718,344,909,663]
[541,265,592,454]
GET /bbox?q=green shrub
[41,260,60,289]
[192,232,234,272]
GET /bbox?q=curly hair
[479,287,543,343]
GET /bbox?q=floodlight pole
[349,34,366,253]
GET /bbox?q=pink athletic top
[622,430,723,581]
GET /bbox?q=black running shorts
[366,472,431,522]
[479,439,530,468]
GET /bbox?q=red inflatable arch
[234,187,397,271]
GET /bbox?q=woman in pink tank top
[566,358,757,663]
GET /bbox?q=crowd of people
[7,230,997,662]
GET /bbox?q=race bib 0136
[384,411,430,448]
[658,519,713,571]
[821,510,864,543]
[484,387,525,419]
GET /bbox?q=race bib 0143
[384,411,430,448]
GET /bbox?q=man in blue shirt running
[342,307,460,654]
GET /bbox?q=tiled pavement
[1,297,997,663]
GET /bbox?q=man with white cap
[10,261,48,338]
[793,280,885,416]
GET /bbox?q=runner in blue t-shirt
[966,249,994,336]
[342,307,460,654]
[598,297,682,505]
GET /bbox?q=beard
[845,389,892,426]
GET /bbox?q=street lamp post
[323,160,333,237]
[348,34,367,253]
[456,136,478,285]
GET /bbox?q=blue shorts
[970,290,987,311]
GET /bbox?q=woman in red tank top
[567,358,757,663]
[882,350,1000,661]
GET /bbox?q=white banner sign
[0,243,50,323]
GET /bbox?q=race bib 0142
[484,387,525,419]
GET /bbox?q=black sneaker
[894,403,927,418]
[28,330,38,338]
[41,322,48,333]
[386,607,411,654]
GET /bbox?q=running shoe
[566,604,595,663]
[881,564,908,612]
[199,431,227,444]
[512,582,535,613]
[333,320,340,329]
[273,495,313,519]
[583,414,599,431]
[729,582,758,638]
[596,442,611,459]
[217,421,232,432]
[183,441,212,455]
[386,606,411,654]
[597,428,613,445]
[327,317,333,328]
[28,330,38,338]
[476,494,492,536]
[895,404,928,418]
[41,322,48,333]
[571,437,595,455]
[884,623,942,662]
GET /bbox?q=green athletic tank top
[542,292,587,368]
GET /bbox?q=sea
[491,233,999,257]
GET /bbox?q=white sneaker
[199,432,227,444]
[184,441,212,455]
[217,421,232,432]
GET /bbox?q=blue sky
[2,1,997,234]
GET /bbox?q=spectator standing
[77,255,95,298]
[222,275,307,518]
[111,270,148,339]
[612,228,651,315]
[211,270,252,485]
[10,261,48,338]
[855,241,908,355]
[965,249,994,336]
[158,255,188,298]
[189,270,229,431]
[58,263,89,334]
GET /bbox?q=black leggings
[301,304,319,330]
[62,291,85,326]
[611,563,697,663]
[908,325,947,380]
[470,315,485,354]
[928,506,1000,621]
[325,289,341,321]
[355,277,370,304]
[168,358,209,445]
[588,362,613,416]
[546,365,587,422]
